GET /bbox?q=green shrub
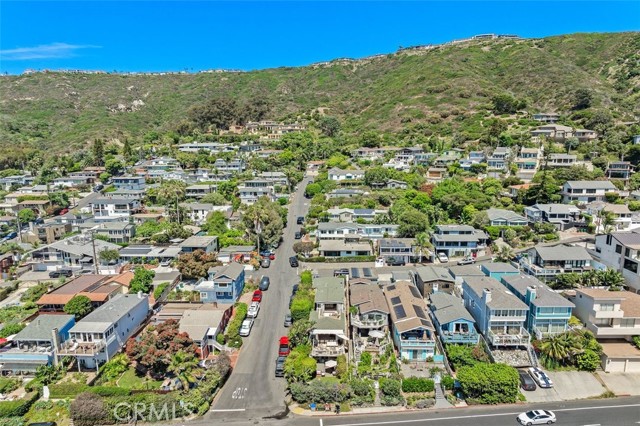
[289,379,351,404]
[23,378,43,393]
[225,303,248,347]
[153,282,169,299]
[0,392,39,417]
[457,363,519,404]
[300,270,313,286]
[0,377,20,394]
[88,386,131,397]
[48,383,89,398]
[379,378,402,398]
[290,294,314,322]
[402,377,435,393]
[576,349,600,371]
[441,375,455,391]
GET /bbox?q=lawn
[24,400,71,426]
[117,367,164,390]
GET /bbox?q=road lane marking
[323,403,640,426]
[583,424,601,426]
[320,420,323,426]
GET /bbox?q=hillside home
[0,315,75,375]
[485,208,528,227]
[606,161,633,182]
[31,235,121,270]
[547,153,577,168]
[37,274,124,312]
[561,180,617,204]
[79,221,135,244]
[326,208,387,223]
[593,232,640,293]
[326,188,367,199]
[462,276,530,348]
[532,113,560,123]
[30,222,72,245]
[179,236,219,254]
[186,184,217,199]
[413,265,456,296]
[214,158,246,174]
[118,245,181,264]
[530,124,574,141]
[180,203,231,226]
[178,306,233,359]
[378,238,417,264]
[350,284,390,358]
[316,222,399,240]
[318,239,373,258]
[328,168,365,182]
[586,202,635,232]
[57,293,149,370]
[431,225,488,258]
[524,203,582,230]
[91,197,142,221]
[310,277,348,359]
[351,147,398,160]
[238,180,276,205]
[384,281,436,361]
[426,167,447,182]
[429,292,479,345]
[521,244,593,281]
[195,262,245,303]
[111,189,145,200]
[53,175,94,188]
[487,147,511,171]
[502,274,574,339]
[572,289,640,341]
[113,176,146,191]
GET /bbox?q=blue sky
[1,1,638,74]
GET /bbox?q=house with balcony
[378,238,417,264]
[180,203,232,226]
[179,236,219,254]
[593,231,640,293]
[561,180,617,204]
[524,203,583,230]
[113,175,146,191]
[530,124,574,141]
[413,265,455,296]
[328,168,365,182]
[384,281,436,361]
[575,128,598,141]
[318,239,373,258]
[532,113,560,123]
[502,274,574,339]
[310,277,348,360]
[606,161,633,183]
[547,153,577,168]
[316,222,398,241]
[326,188,367,199]
[57,293,149,370]
[37,274,125,312]
[31,235,121,270]
[572,288,640,341]
[431,225,488,258]
[238,180,276,205]
[586,202,635,232]
[91,197,142,221]
[485,208,528,227]
[186,184,217,199]
[480,262,520,282]
[111,189,145,200]
[214,158,246,174]
[0,314,75,375]
[521,244,593,281]
[351,147,398,161]
[350,283,390,359]
[326,208,388,223]
[31,222,72,244]
[429,292,479,345]
[487,147,511,172]
[195,262,245,303]
[462,276,530,348]
[426,167,447,183]
[89,221,135,244]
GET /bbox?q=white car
[239,319,254,337]
[457,256,475,265]
[528,367,553,388]
[437,252,449,263]
[517,410,556,425]
[247,302,260,318]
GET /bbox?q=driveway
[597,372,640,396]
[16,270,54,283]
[0,280,40,308]
[525,371,606,402]
[208,177,313,420]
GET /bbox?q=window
[200,292,208,299]
[625,248,631,257]
[620,318,635,328]
[616,245,623,254]
[599,303,615,311]
[624,259,638,274]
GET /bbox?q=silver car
[239,319,254,337]
[247,301,260,318]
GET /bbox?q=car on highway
[284,313,292,327]
[247,301,260,318]
[49,268,73,278]
[289,256,299,267]
[278,336,290,356]
[296,216,304,225]
[437,252,449,263]
[239,319,254,337]
[259,276,270,290]
[457,256,475,265]
[261,257,271,268]
[386,257,405,266]
[294,231,302,239]
[517,410,556,425]
[275,356,286,377]
[518,369,537,391]
[528,367,553,388]
[252,290,263,302]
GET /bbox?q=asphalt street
[207,177,313,421]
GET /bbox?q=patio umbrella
[325,360,338,368]
[369,330,385,339]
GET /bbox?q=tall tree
[167,350,199,390]
[92,139,105,166]
[64,295,93,320]
[129,267,155,294]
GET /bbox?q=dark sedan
[518,369,537,391]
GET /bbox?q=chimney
[138,290,143,299]
[526,286,537,304]
[51,327,60,366]
[482,288,492,304]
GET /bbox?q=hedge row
[0,391,39,417]
[225,303,248,348]
[49,383,131,399]
[401,377,435,393]
[299,255,377,263]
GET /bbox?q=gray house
[413,265,455,296]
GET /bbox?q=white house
[593,231,640,293]
[561,181,617,204]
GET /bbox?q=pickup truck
[457,256,476,265]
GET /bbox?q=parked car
[278,336,290,356]
[252,290,263,302]
[49,268,73,278]
[58,208,69,216]
[275,356,286,377]
[296,216,304,225]
[294,231,302,239]
[386,257,405,266]
[518,369,537,391]
[34,217,44,225]
[261,257,271,268]
[260,250,275,260]
[457,256,475,265]
[284,313,292,327]
[247,302,260,318]
[517,410,556,425]
[159,260,171,267]
[292,284,299,295]
[259,276,270,291]
[333,268,349,277]
[437,252,449,263]
[289,256,299,267]
[93,184,104,192]
[5,232,17,240]
[239,319,254,337]
[289,294,294,308]
[528,367,553,388]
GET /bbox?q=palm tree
[167,350,199,390]
[494,245,514,263]
[597,269,625,290]
[414,232,433,263]
[540,332,583,368]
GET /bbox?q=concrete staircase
[433,382,453,409]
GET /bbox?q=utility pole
[90,231,99,274]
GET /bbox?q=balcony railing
[311,343,346,357]
[58,339,106,356]
[399,338,436,347]
[350,315,386,329]
[487,327,530,347]
[439,330,479,344]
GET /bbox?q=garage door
[626,359,640,373]
[607,358,640,373]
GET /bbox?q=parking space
[16,270,55,282]
[524,371,606,402]
[597,372,640,395]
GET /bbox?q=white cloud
[0,42,100,61]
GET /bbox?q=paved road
[208,177,313,421]
[190,395,640,425]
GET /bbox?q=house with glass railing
[520,244,593,281]
[429,292,479,345]
[501,274,574,339]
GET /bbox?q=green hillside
[0,32,638,164]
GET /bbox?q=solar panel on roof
[363,268,372,278]
[350,268,360,278]
[413,305,427,319]
[391,296,401,306]
[394,305,406,319]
